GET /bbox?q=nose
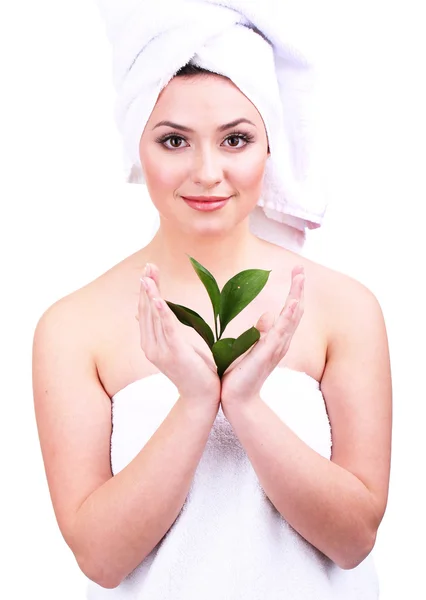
[190,146,223,188]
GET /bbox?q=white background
[1,1,425,598]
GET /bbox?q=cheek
[229,152,267,191]
[140,146,183,190]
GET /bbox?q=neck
[145,218,266,289]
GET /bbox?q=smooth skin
[138,272,221,408]
[33,73,392,587]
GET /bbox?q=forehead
[148,74,263,126]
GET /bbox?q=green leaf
[187,255,221,336]
[165,301,215,349]
[212,326,260,378]
[219,269,271,337]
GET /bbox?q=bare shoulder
[32,249,145,401]
[293,252,385,329]
[33,286,97,364]
[286,249,391,389]
[35,249,142,333]
[312,258,391,387]
[267,244,383,322]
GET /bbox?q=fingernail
[140,277,148,290]
[145,263,151,277]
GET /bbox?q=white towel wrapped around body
[96,0,329,250]
[86,368,379,598]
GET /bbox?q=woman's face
[139,74,270,237]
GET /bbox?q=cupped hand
[220,266,305,409]
[137,263,221,410]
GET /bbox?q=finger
[292,264,305,277]
[279,271,304,319]
[256,311,275,336]
[138,277,152,348]
[145,262,161,294]
[156,299,184,360]
[275,277,305,335]
[276,299,299,329]
[289,266,305,299]
[144,263,166,343]
[290,274,305,315]
[298,272,305,312]
[157,298,177,341]
[144,276,166,347]
[277,268,303,323]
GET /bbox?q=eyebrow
[152,118,256,132]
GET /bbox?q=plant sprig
[165,255,271,378]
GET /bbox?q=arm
[222,276,392,570]
[33,298,218,589]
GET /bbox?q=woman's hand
[220,266,305,409]
[137,263,221,410]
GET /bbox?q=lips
[183,197,230,212]
[182,196,231,203]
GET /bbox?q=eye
[156,134,189,149]
[223,132,255,148]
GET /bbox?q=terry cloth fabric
[86,367,379,598]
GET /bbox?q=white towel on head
[96,0,329,251]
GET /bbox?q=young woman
[32,62,392,598]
